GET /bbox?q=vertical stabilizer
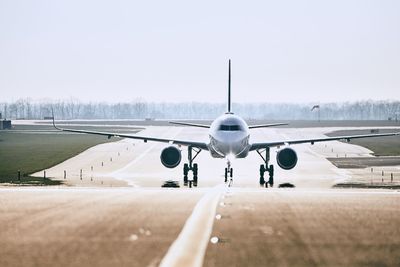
[228,59,231,113]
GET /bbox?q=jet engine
[160,146,182,168]
[276,147,298,170]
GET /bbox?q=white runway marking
[159,185,225,267]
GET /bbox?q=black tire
[268,165,274,187]
[183,163,189,186]
[189,180,192,188]
[224,168,228,182]
[193,163,198,176]
[259,164,265,177]
[230,168,233,177]
[183,163,189,176]
[259,176,265,185]
[269,165,274,178]
[268,177,274,187]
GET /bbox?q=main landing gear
[256,148,274,187]
[183,146,201,188]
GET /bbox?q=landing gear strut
[256,148,274,187]
[224,160,233,186]
[183,146,201,187]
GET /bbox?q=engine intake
[276,147,298,170]
[160,146,182,168]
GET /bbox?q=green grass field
[327,129,400,156]
[0,131,122,184]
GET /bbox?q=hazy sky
[0,0,399,103]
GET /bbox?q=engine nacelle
[276,147,298,170]
[160,146,182,168]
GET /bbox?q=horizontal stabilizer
[169,121,210,128]
[248,123,288,129]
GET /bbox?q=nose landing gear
[224,160,233,186]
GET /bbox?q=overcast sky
[0,0,399,103]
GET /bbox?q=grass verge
[0,131,123,184]
[326,129,400,156]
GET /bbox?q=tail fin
[227,59,232,113]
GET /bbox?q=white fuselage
[208,113,250,158]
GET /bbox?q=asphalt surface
[0,188,204,267]
[1,188,399,267]
[2,125,400,266]
[205,189,400,267]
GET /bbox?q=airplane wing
[52,118,209,150]
[250,131,400,151]
[248,123,288,129]
[169,121,210,128]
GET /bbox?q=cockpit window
[219,125,242,131]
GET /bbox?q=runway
[31,125,382,188]
[0,188,201,267]
[0,187,399,267]
[3,125,400,266]
[205,188,400,267]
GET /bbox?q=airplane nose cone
[216,138,247,156]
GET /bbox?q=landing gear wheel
[230,168,233,178]
[224,168,228,183]
[259,165,265,186]
[268,177,274,187]
[260,164,265,173]
[193,163,198,176]
[268,164,274,187]
[183,164,189,186]
[193,164,198,187]
[189,180,192,188]
[184,164,189,175]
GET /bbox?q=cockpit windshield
[219,124,242,131]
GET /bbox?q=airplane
[52,60,400,188]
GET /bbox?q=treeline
[0,99,399,120]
